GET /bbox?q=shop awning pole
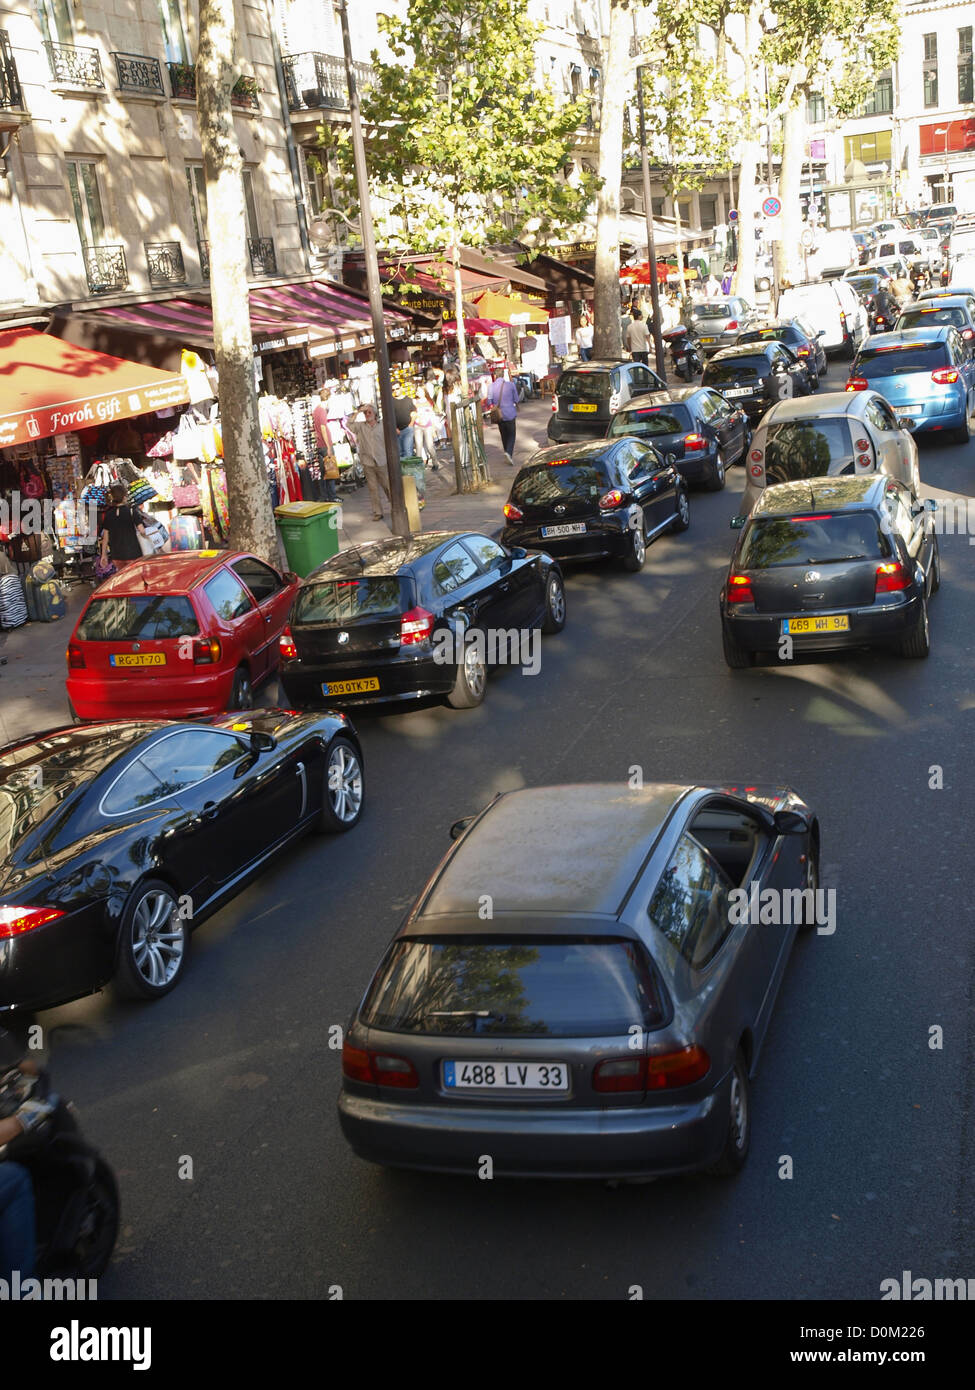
[338,0,408,538]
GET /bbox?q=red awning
[249,279,411,346]
[0,327,191,448]
[75,297,307,353]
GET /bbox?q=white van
[776,280,868,355]
[808,229,858,277]
[875,234,928,269]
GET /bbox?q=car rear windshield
[510,462,610,506]
[739,512,889,568]
[609,404,692,438]
[846,277,880,295]
[895,308,965,331]
[557,371,611,400]
[360,937,665,1037]
[738,328,791,344]
[691,304,732,319]
[293,576,411,625]
[704,357,765,383]
[762,419,854,483]
[856,341,950,376]
[76,595,199,641]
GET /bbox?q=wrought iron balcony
[0,32,25,111]
[45,41,104,89]
[167,62,196,100]
[197,238,210,281]
[282,52,373,111]
[247,237,277,277]
[145,241,187,287]
[83,245,128,296]
[113,52,164,97]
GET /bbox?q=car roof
[709,343,776,360]
[739,319,801,331]
[93,550,243,597]
[413,784,695,922]
[756,390,859,425]
[752,476,888,518]
[522,440,619,468]
[864,327,954,345]
[561,359,630,372]
[306,533,478,580]
[620,387,699,408]
[902,295,970,310]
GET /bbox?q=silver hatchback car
[339,782,819,1181]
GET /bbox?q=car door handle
[265,614,273,623]
[201,801,220,822]
[498,581,510,592]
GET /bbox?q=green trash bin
[400,455,426,502]
[274,501,340,577]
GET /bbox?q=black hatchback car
[702,342,816,422]
[547,359,665,442]
[735,318,827,383]
[719,475,940,668]
[501,439,689,571]
[278,532,565,712]
[606,387,749,491]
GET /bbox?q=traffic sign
[728,209,738,222]
[800,228,814,247]
[762,196,782,218]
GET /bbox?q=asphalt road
[31,360,975,1300]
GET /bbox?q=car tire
[707,450,727,491]
[929,536,941,594]
[621,517,647,571]
[115,879,188,1001]
[672,489,690,533]
[952,412,971,446]
[316,735,364,833]
[722,625,754,669]
[446,633,488,708]
[228,665,254,711]
[708,1049,751,1177]
[798,845,821,932]
[809,372,820,392]
[898,596,931,659]
[541,571,566,634]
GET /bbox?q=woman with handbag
[99,483,148,568]
[484,371,519,466]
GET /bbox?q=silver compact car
[338,782,819,1181]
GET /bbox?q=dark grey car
[338,782,819,1181]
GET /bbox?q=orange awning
[0,327,191,449]
[471,290,549,324]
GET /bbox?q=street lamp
[935,123,954,204]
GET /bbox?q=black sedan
[278,532,565,713]
[701,341,816,422]
[500,439,689,571]
[734,317,827,383]
[0,710,364,1013]
[338,780,820,1181]
[607,386,749,491]
[720,475,940,668]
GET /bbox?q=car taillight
[341,1042,418,1088]
[854,438,870,451]
[839,310,847,322]
[593,1058,645,1093]
[726,574,755,604]
[598,489,625,509]
[797,346,810,356]
[855,453,872,468]
[0,906,65,941]
[875,561,911,593]
[683,433,707,451]
[846,377,868,391]
[193,637,222,665]
[962,328,974,341]
[645,1046,711,1090]
[279,626,297,660]
[726,320,738,331]
[400,606,435,645]
[931,367,959,384]
[503,501,523,521]
[67,643,85,670]
[551,398,558,411]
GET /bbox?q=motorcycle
[661,326,703,381]
[0,1061,118,1279]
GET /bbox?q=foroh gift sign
[0,377,191,449]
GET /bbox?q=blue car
[846,326,975,445]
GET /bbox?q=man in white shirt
[625,309,651,363]
[574,314,594,361]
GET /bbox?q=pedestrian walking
[350,404,390,522]
[705,271,721,298]
[575,313,594,361]
[484,371,519,465]
[98,483,148,567]
[311,392,339,501]
[393,389,416,459]
[625,308,651,364]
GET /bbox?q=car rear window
[76,595,199,641]
[738,328,791,344]
[293,576,411,625]
[762,419,854,483]
[846,277,880,295]
[691,304,732,319]
[609,404,692,438]
[510,462,610,506]
[704,357,765,383]
[360,937,665,1037]
[895,308,965,330]
[856,341,950,376]
[739,513,889,568]
[557,370,611,400]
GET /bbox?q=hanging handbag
[172,413,203,461]
[322,453,340,480]
[172,483,200,508]
[487,405,502,424]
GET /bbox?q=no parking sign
[762,196,782,218]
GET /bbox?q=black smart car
[606,386,749,491]
[702,341,815,422]
[734,317,827,383]
[500,439,689,571]
[719,475,940,668]
[547,360,665,442]
[279,532,565,712]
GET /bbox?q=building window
[923,34,938,107]
[698,195,717,229]
[242,169,260,240]
[651,196,665,218]
[862,70,893,116]
[806,92,825,124]
[960,27,974,105]
[844,131,892,166]
[186,165,207,241]
[66,159,106,245]
[158,0,189,66]
[37,0,74,45]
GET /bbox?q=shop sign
[397,294,449,313]
[0,378,190,449]
[253,332,310,353]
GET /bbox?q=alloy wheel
[327,742,364,824]
[131,890,183,990]
[547,577,566,626]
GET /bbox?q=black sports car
[0,710,364,1013]
[702,342,816,422]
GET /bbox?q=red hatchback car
[66,550,299,720]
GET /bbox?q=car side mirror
[923,498,938,513]
[250,730,276,755]
[773,809,810,835]
[283,571,298,585]
[730,515,745,529]
[507,546,527,559]
[896,416,916,430]
[450,816,474,841]
[817,330,826,338]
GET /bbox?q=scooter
[0,1063,118,1279]
[662,326,703,381]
